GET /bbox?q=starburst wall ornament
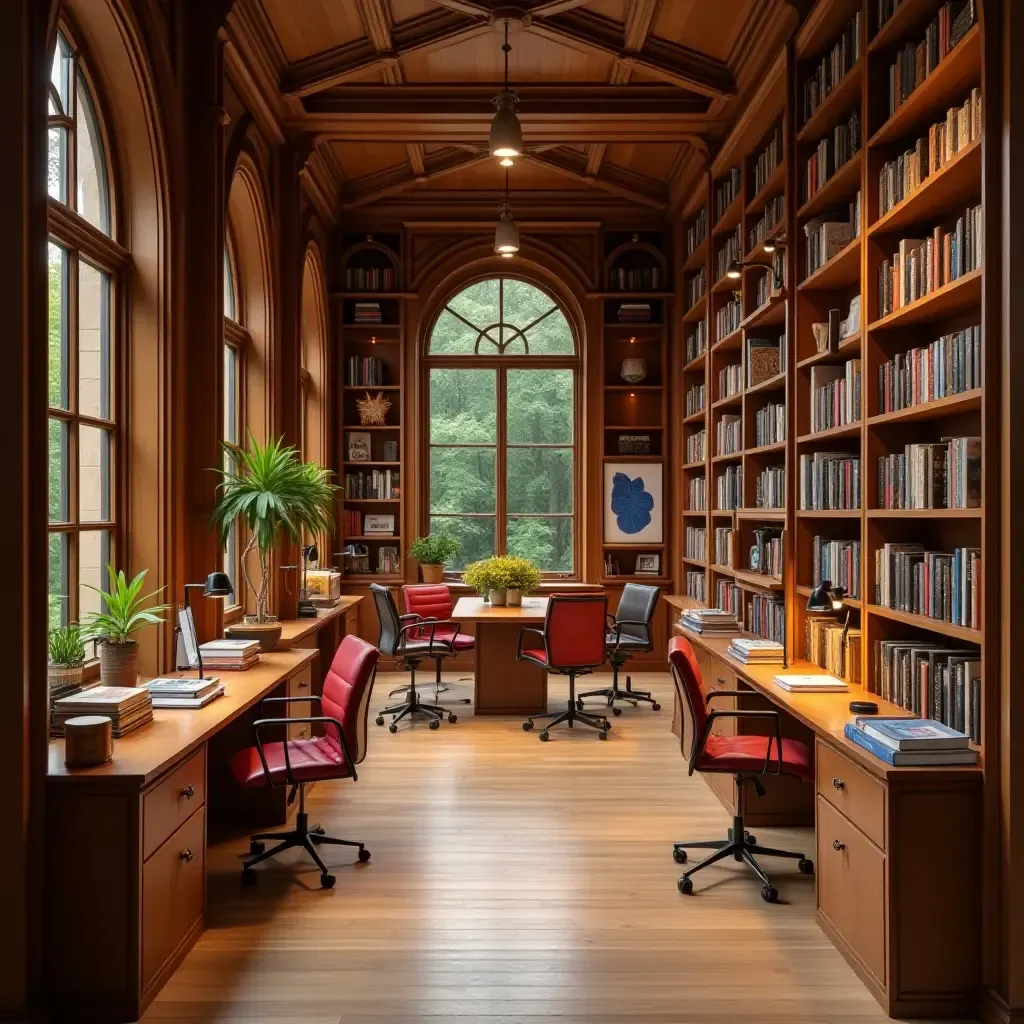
[356,390,391,426]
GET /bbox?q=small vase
[488,588,507,606]
[421,564,445,584]
[620,357,647,383]
[506,588,522,607]
[99,640,139,687]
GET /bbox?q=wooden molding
[46,199,131,270]
[298,144,342,226]
[342,148,494,208]
[521,148,668,209]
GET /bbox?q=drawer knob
[832,839,846,852]
[180,848,195,863]
[716,677,725,685]
[180,784,195,800]
[298,679,310,688]
[832,777,845,791]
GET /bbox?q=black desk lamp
[175,571,234,678]
[806,578,850,659]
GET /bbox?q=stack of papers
[200,639,260,670]
[773,673,848,692]
[52,686,154,737]
[727,638,785,664]
[142,677,225,709]
[845,717,978,766]
[679,608,741,635]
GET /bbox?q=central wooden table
[451,596,549,715]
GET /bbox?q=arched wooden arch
[300,240,329,469]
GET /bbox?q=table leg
[474,620,548,715]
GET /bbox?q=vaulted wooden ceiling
[238,0,800,211]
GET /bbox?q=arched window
[300,244,327,469]
[426,277,577,573]
[47,26,120,634]
[222,228,244,606]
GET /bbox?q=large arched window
[426,277,577,573]
[222,229,243,604]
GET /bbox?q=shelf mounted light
[489,15,523,163]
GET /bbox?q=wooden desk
[45,649,317,1022]
[451,596,549,715]
[275,595,361,651]
[669,610,982,1020]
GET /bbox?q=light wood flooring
[141,671,921,1023]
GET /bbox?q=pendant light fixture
[494,167,519,257]
[489,18,522,163]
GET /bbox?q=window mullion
[496,366,507,556]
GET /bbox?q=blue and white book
[856,717,970,751]
[844,723,978,766]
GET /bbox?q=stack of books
[727,638,785,665]
[679,607,740,635]
[200,639,260,671]
[773,672,848,693]
[353,301,382,324]
[52,686,154,738]
[617,302,652,323]
[142,677,225,709]
[844,716,978,766]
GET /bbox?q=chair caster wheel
[358,848,371,863]
[798,858,814,875]
[429,718,440,730]
[241,868,257,887]
[576,699,584,711]
[761,885,779,903]
[375,715,384,727]
[745,833,757,846]
[673,848,687,864]
[388,723,398,734]
[678,876,694,895]
[612,706,622,716]
[311,825,325,835]
[448,713,457,724]
[539,731,549,741]
[320,873,336,890]
[523,721,533,731]
[249,839,265,855]
[598,728,608,740]
[603,720,611,731]
[652,702,661,711]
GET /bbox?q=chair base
[673,814,813,902]
[376,664,456,732]
[579,667,660,715]
[523,673,610,742]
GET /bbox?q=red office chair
[230,634,379,890]
[402,583,474,703]
[668,636,814,902]
[519,594,610,740]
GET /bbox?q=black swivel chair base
[523,673,610,741]
[579,659,661,716]
[376,661,456,732]
[672,812,814,903]
[241,784,370,890]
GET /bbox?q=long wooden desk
[667,604,982,1020]
[45,649,317,1022]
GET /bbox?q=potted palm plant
[408,534,459,584]
[83,566,170,687]
[212,434,338,650]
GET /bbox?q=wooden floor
[141,671,920,1023]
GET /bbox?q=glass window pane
[429,309,479,355]
[224,248,236,321]
[48,532,68,629]
[447,278,499,335]
[79,425,111,523]
[224,344,239,444]
[48,127,67,203]
[48,243,68,408]
[51,34,71,113]
[502,279,574,355]
[508,517,573,573]
[76,75,110,234]
[506,369,573,444]
[507,448,573,514]
[78,261,111,419]
[430,447,496,515]
[48,417,68,523]
[429,368,496,444]
[429,516,495,570]
[79,530,111,655]
[224,519,239,599]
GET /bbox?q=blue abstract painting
[604,463,663,543]
[610,473,654,534]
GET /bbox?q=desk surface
[452,596,548,622]
[275,595,362,648]
[47,649,317,786]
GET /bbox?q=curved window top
[224,243,237,322]
[429,277,574,356]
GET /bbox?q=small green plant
[48,623,86,667]
[462,556,542,595]
[409,534,459,566]
[82,566,170,645]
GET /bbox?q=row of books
[685,428,706,465]
[685,526,706,562]
[750,527,783,577]
[874,543,981,629]
[886,0,977,119]
[748,593,785,644]
[610,266,662,292]
[345,355,387,387]
[753,256,784,307]
[685,382,705,417]
[343,468,400,501]
[716,465,742,511]
[685,571,707,603]
[806,617,862,683]
[616,301,653,323]
[799,452,861,511]
[353,301,383,324]
[755,465,785,509]
[687,208,707,256]
[812,535,861,599]
[876,436,981,509]
[686,322,707,363]
[713,526,735,569]
[876,326,981,414]
[878,90,982,218]
[804,196,861,278]
[714,167,741,222]
[716,299,742,341]
[686,268,706,309]
[688,476,707,512]
[755,402,785,448]
[680,606,738,635]
[802,109,860,206]
[716,580,743,616]
[845,716,977,766]
[752,122,784,196]
[52,686,153,738]
[376,546,400,574]
[748,195,785,255]
[728,637,784,665]
[748,336,783,387]
[800,10,861,127]
[809,359,861,433]
[717,415,742,457]
[344,267,395,292]
[873,640,981,744]
[714,227,741,283]
[719,363,742,400]
[877,204,983,317]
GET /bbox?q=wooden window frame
[222,315,249,624]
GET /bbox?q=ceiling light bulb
[490,92,522,160]
[501,251,515,258]
[494,208,519,255]
[499,156,514,167]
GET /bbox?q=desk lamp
[806,578,851,661]
[175,571,234,678]
[298,544,318,619]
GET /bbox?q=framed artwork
[346,431,371,461]
[635,553,660,574]
[604,463,663,544]
[364,513,395,535]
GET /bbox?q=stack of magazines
[142,676,225,709]
[200,639,260,671]
[679,608,740,635]
[844,716,978,766]
[727,638,785,664]
[52,686,154,737]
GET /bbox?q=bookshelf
[336,233,406,583]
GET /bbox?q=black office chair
[369,583,457,732]
[579,582,661,715]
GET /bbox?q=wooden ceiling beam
[342,148,494,207]
[425,0,596,14]
[521,149,668,209]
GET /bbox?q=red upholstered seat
[402,584,474,653]
[232,735,352,787]
[519,645,549,666]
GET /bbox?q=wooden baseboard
[980,988,1024,1024]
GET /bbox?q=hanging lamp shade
[494,207,520,255]
[489,92,522,159]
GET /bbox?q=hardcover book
[857,716,969,750]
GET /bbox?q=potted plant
[82,566,170,687]
[409,534,459,584]
[48,622,86,702]
[462,559,498,602]
[212,434,337,650]
[462,556,542,607]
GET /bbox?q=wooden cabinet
[142,746,205,859]
[816,741,885,849]
[288,664,313,740]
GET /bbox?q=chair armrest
[399,612,419,622]
[705,690,751,703]
[395,618,457,655]
[517,627,546,661]
[608,618,652,652]
[689,708,784,778]
[260,695,321,714]
[252,713,356,784]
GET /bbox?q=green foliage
[462,556,542,595]
[82,566,169,645]
[408,534,459,566]
[48,623,86,667]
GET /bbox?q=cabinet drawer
[706,660,736,737]
[142,747,206,861]
[816,796,886,986]
[816,740,886,850]
[142,806,205,991]
[288,665,313,704]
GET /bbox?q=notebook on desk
[773,673,848,692]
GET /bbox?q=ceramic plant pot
[488,588,507,607]
[506,588,522,607]
[420,563,445,584]
[226,621,283,652]
[99,640,139,687]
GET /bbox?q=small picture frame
[635,553,660,575]
[364,513,395,535]
[347,431,371,462]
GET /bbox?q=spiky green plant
[408,534,459,566]
[211,434,339,622]
[48,623,87,667]
[82,566,169,645]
